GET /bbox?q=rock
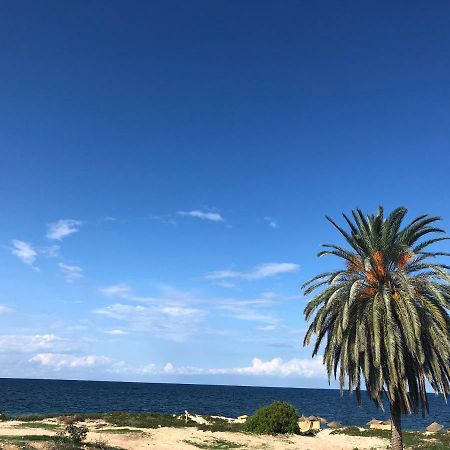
[92,420,109,429]
[327,421,342,429]
[237,415,248,420]
[426,422,444,432]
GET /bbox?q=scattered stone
[92,420,109,429]
[327,421,342,429]
[426,422,444,432]
[44,418,59,424]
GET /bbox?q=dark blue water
[0,378,448,430]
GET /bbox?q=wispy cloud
[58,263,83,283]
[93,303,206,342]
[46,219,82,240]
[256,325,278,332]
[29,353,111,370]
[0,306,15,314]
[40,245,60,258]
[264,217,279,228]
[99,283,131,298]
[0,334,76,353]
[217,298,279,324]
[11,240,38,268]
[151,215,177,225]
[206,262,299,281]
[99,283,201,305]
[105,329,128,336]
[178,210,224,222]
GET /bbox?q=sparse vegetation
[55,422,89,448]
[97,427,147,434]
[15,411,243,432]
[197,416,242,432]
[243,401,300,435]
[183,437,243,449]
[332,426,450,449]
[15,421,61,430]
[102,411,199,429]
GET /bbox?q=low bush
[243,401,300,435]
[57,423,89,445]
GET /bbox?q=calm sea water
[0,378,448,430]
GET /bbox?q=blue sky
[1,1,450,388]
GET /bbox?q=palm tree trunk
[390,402,403,450]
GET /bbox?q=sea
[0,378,448,430]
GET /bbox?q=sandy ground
[0,419,389,450]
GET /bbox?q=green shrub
[243,401,300,435]
[58,423,88,445]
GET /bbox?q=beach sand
[0,418,389,449]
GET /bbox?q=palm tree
[302,207,450,450]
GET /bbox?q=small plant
[243,401,300,435]
[57,423,89,445]
[92,437,111,449]
[183,438,242,449]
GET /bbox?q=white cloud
[146,357,325,378]
[58,263,83,283]
[264,217,279,228]
[29,353,111,370]
[11,240,38,267]
[0,306,14,314]
[105,329,128,336]
[93,303,206,342]
[99,284,132,298]
[99,283,201,305]
[107,360,157,375]
[161,306,201,317]
[208,357,324,377]
[40,245,60,257]
[178,210,224,222]
[217,298,279,324]
[0,334,75,353]
[256,325,277,332]
[206,262,299,281]
[163,362,175,374]
[215,298,280,324]
[46,219,82,240]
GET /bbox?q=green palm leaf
[302,207,450,450]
